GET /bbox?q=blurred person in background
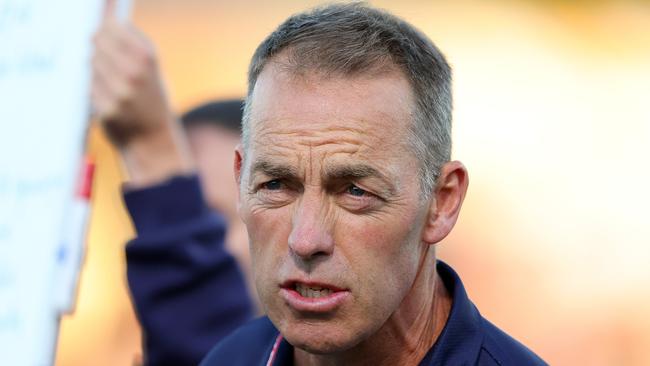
[92,5,255,366]
[180,99,258,305]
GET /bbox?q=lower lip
[280,288,350,313]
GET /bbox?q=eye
[347,184,367,197]
[338,184,382,213]
[263,179,283,190]
[254,178,295,207]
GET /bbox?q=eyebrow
[251,160,299,179]
[324,164,397,196]
[324,164,382,180]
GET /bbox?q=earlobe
[421,161,469,245]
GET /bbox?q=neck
[294,250,452,366]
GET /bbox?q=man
[93,3,546,365]
[200,4,546,365]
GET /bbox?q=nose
[287,193,334,261]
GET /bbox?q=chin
[289,336,353,355]
[282,322,365,355]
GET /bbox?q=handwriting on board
[0,0,110,364]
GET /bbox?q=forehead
[246,62,416,158]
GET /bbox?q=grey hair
[242,2,452,197]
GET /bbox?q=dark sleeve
[123,175,254,366]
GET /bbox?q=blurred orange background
[55,1,650,365]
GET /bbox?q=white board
[0,0,129,364]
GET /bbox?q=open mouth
[280,280,350,312]
[294,283,334,298]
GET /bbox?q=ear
[421,161,469,244]
[233,144,244,204]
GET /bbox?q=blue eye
[264,179,283,190]
[347,185,366,197]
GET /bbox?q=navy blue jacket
[201,261,546,366]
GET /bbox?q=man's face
[237,63,432,353]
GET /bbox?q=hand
[91,1,193,186]
[92,12,170,147]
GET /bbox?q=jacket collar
[418,261,484,365]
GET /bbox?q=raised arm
[91,12,253,366]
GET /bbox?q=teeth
[295,283,333,298]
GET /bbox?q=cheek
[336,213,423,307]
[245,204,292,246]
[242,203,293,282]
[338,213,421,265]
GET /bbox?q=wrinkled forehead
[245,61,416,152]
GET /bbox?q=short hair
[181,99,244,134]
[242,2,452,196]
